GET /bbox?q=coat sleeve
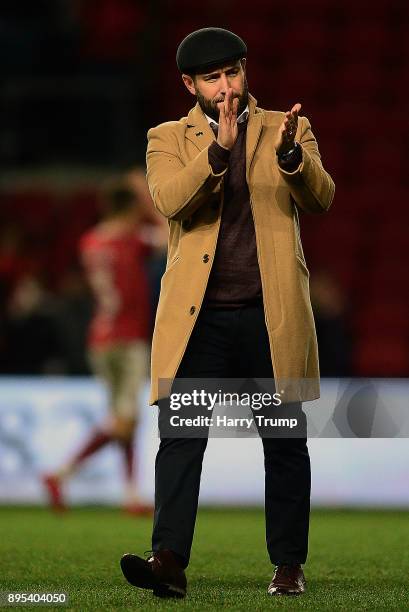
[146,123,228,221]
[277,116,335,214]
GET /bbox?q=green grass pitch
[1,507,408,611]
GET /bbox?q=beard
[196,77,249,122]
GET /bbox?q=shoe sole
[153,584,186,599]
[120,554,186,599]
[268,586,305,596]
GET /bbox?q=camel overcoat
[146,93,335,405]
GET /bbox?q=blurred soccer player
[43,176,164,514]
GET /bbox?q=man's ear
[240,58,247,72]
[182,74,196,95]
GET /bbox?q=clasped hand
[216,88,239,151]
[216,92,301,157]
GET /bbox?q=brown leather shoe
[267,564,306,596]
[120,550,187,598]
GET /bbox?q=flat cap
[176,27,247,74]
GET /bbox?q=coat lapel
[246,93,264,181]
[185,103,216,152]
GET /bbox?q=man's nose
[219,73,229,94]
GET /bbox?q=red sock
[70,429,112,468]
[121,439,135,481]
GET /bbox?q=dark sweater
[203,121,263,308]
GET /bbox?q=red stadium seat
[274,0,340,17]
[358,141,404,183]
[325,104,383,143]
[341,183,401,219]
[272,59,326,101]
[337,0,394,20]
[374,220,409,253]
[335,21,392,60]
[273,21,330,58]
[354,335,409,377]
[364,261,409,299]
[353,301,409,337]
[333,61,382,103]
[79,0,147,61]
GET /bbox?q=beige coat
[146,93,335,405]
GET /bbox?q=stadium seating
[1,2,407,376]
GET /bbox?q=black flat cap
[176,27,247,74]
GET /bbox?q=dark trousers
[152,302,311,568]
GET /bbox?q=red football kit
[80,227,151,348]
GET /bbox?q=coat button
[202,253,209,263]
[189,306,196,315]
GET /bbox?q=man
[120,27,335,598]
[43,177,164,515]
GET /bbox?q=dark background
[1,0,408,377]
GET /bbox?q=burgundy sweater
[203,121,263,308]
